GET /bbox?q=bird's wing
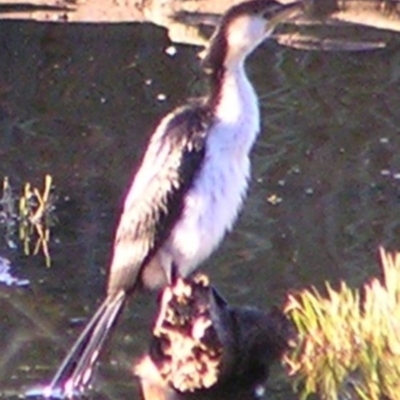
[108,103,212,295]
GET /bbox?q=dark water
[0,18,400,400]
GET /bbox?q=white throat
[213,62,260,154]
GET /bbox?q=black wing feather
[108,102,212,295]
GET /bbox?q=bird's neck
[208,60,258,124]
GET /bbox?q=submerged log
[1,1,400,49]
[134,274,294,400]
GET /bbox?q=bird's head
[203,0,303,72]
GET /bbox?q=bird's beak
[266,1,303,31]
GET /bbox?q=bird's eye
[262,6,280,20]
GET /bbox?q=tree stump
[134,274,294,400]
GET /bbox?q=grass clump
[0,175,56,266]
[284,248,400,400]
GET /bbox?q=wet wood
[282,0,400,50]
[1,1,400,28]
[1,1,400,50]
[0,0,143,23]
[134,274,294,400]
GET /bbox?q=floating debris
[267,194,283,205]
[165,46,177,57]
[157,93,167,101]
[0,255,29,287]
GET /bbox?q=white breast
[161,63,260,275]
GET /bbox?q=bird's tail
[42,291,126,399]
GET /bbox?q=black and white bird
[42,0,302,397]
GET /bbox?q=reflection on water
[0,17,400,400]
